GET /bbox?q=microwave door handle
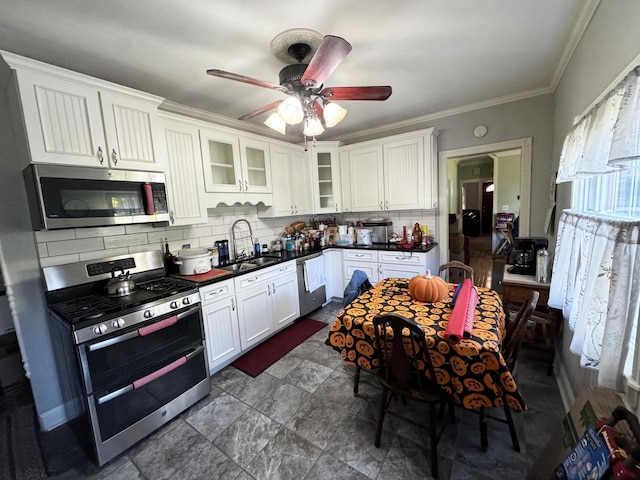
[96,345,204,405]
[142,183,155,215]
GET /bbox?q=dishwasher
[297,252,327,317]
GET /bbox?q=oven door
[78,305,209,446]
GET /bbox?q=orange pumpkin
[408,271,449,303]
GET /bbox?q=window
[572,165,640,219]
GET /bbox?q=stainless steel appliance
[23,164,170,230]
[43,251,210,466]
[362,218,393,244]
[297,252,326,317]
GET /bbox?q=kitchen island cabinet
[7,53,165,171]
[159,113,208,226]
[341,128,437,212]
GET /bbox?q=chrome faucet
[231,218,254,261]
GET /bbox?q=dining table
[325,277,526,412]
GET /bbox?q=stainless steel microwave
[23,164,170,230]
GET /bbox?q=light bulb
[277,97,304,125]
[303,116,325,136]
[264,113,286,134]
[323,102,347,128]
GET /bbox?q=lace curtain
[548,210,640,390]
[557,67,640,182]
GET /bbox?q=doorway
[437,138,532,289]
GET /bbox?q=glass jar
[536,248,550,283]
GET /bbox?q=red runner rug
[231,318,327,377]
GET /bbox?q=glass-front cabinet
[310,142,342,213]
[200,127,271,194]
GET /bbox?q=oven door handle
[96,345,205,405]
[88,306,201,352]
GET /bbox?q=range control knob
[112,318,125,329]
[143,309,155,319]
[182,297,191,306]
[170,301,179,310]
[94,324,108,335]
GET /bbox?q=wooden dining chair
[478,290,539,451]
[438,260,474,284]
[372,314,453,479]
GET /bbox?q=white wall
[552,0,640,400]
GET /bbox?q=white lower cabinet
[200,279,241,374]
[343,250,379,285]
[378,251,428,280]
[235,261,299,350]
[323,249,344,299]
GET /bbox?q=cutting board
[171,268,232,283]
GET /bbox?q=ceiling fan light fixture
[323,102,347,128]
[277,97,304,124]
[303,116,325,137]
[264,113,287,134]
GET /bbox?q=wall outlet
[501,205,509,211]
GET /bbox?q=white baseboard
[38,398,83,431]
[554,355,575,412]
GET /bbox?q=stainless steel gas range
[43,251,210,466]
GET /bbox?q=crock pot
[173,248,212,275]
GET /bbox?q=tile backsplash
[35,206,438,267]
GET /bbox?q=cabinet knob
[111,149,118,165]
[97,147,104,164]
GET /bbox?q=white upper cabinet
[310,142,342,214]
[259,143,311,217]
[199,127,271,194]
[341,129,438,212]
[13,66,165,171]
[159,114,208,226]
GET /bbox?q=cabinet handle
[170,211,175,224]
[379,264,382,275]
[97,147,104,164]
[272,282,276,294]
[385,200,389,210]
[355,254,365,257]
[111,149,118,165]
[231,298,235,311]
[379,201,383,210]
[244,179,248,191]
[238,180,242,192]
[268,284,271,295]
[335,204,338,212]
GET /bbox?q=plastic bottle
[253,238,261,256]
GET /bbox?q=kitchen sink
[245,256,279,266]
[219,262,257,273]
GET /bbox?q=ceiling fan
[207,28,392,138]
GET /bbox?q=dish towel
[304,256,325,293]
[444,278,478,343]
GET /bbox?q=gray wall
[551,0,640,397]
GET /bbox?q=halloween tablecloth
[325,277,526,411]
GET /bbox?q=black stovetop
[48,277,195,325]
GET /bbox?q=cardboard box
[527,387,626,479]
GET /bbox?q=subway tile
[35,229,75,242]
[39,254,80,267]
[47,237,105,256]
[124,224,159,234]
[75,226,126,238]
[103,233,148,250]
[182,226,213,239]
[129,244,162,254]
[79,248,129,261]
[148,229,183,244]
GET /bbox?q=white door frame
[437,137,531,267]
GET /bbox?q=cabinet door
[290,148,312,215]
[100,91,165,171]
[378,262,426,281]
[239,137,271,193]
[15,70,107,167]
[348,145,384,212]
[323,249,344,298]
[343,260,379,285]
[200,127,242,193]
[312,147,341,213]
[236,283,273,350]
[271,273,299,330]
[425,132,438,209]
[161,118,208,226]
[339,150,352,212]
[383,136,424,210]
[269,146,294,216]
[202,297,241,373]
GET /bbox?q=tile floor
[39,299,565,480]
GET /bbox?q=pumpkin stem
[425,270,432,279]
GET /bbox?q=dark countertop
[175,242,438,287]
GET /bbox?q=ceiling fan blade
[207,69,287,92]
[238,101,283,121]
[301,35,352,89]
[320,86,392,101]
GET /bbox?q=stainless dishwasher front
[296,252,327,317]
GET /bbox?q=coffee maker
[508,237,548,275]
